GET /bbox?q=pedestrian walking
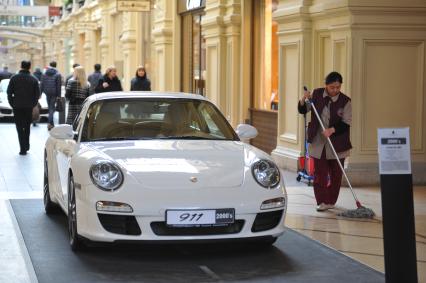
[40,61,62,130]
[95,66,123,93]
[0,65,13,81]
[297,71,352,212]
[65,66,90,125]
[65,63,80,88]
[32,67,43,127]
[33,67,42,81]
[7,60,41,155]
[130,66,151,91]
[88,63,102,95]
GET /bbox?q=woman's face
[109,69,117,78]
[137,69,145,77]
[325,82,341,97]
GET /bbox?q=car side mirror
[235,124,258,140]
[49,124,75,140]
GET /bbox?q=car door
[55,102,89,206]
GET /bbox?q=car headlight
[90,160,123,191]
[251,159,280,189]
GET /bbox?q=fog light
[96,201,133,213]
[260,197,285,210]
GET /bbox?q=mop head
[338,206,375,219]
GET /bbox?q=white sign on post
[378,127,411,175]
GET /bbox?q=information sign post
[378,127,417,283]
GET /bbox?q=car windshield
[0,79,9,93]
[81,98,239,141]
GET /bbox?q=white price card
[378,127,411,175]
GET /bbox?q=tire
[43,152,59,214]
[68,175,85,251]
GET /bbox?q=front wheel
[68,175,84,251]
[43,153,59,214]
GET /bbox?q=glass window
[253,0,279,110]
[81,98,238,141]
[181,12,206,95]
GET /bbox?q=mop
[306,95,375,219]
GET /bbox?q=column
[120,12,138,91]
[151,0,180,91]
[271,0,313,171]
[202,0,227,110]
[99,2,112,68]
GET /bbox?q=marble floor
[284,180,426,282]
[0,120,424,282]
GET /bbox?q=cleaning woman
[297,72,352,212]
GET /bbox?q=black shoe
[19,151,27,155]
[33,123,37,126]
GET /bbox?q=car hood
[84,140,245,189]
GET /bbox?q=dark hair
[49,61,57,68]
[135,66,147,78]
[72,63,80,68]
[94,64,101,72]
[325,71,343,85]
[21,60,31,70]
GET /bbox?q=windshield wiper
[157,135,229,140]
[89,137,153,141]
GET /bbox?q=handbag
[55,97,64,112]
[32,103,41,122]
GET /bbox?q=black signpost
[378,128,418,283]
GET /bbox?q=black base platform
[11,199,384,283]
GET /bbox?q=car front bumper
[75,184,287,242]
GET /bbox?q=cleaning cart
[296,113,314,185]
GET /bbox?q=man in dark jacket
[65,63,80,88]
[87,63,102,95]
[33,67,42,81]
[7,61,41,155]
[40,61,62,130]
[0,66,13,82]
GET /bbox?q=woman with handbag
[65,66,90,125]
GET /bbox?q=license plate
[166,208,235,226]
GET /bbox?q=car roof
[88,91,209,103]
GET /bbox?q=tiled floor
[0,120,424,282]
[284,181,426,282]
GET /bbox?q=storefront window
[253,0,279,110]
[192,14,206,95]
[179,0,206,95]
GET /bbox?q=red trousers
[313,148,345,205]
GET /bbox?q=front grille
[251,210,283,232]
[151,220,245,236]
[0,109,12,114]
[98,214,141,235]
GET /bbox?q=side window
[73,101,91,133]
[81,102,102,141]
[199,105,223,137]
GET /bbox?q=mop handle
[306,98,360,204]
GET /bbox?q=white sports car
[0,79,49,120]
[44,92,287,250]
